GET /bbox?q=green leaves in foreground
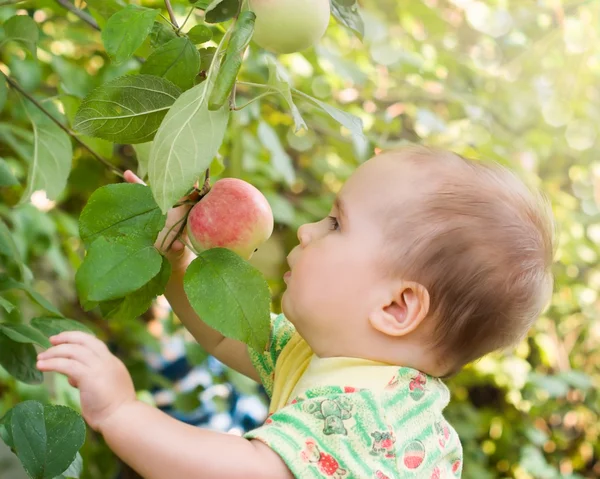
[76,235,163,303]
[76,183,169,319]
[102,5,159,64]
[141,37,201,91]
[20,101,72,205]
[183,248,271,352]
[0,401,86,479]
[73,75,181,144]
[79,183,166,248]
[149,80,230,213]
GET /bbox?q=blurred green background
[0,0,599,478]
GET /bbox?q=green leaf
[257,122,295,185]
[102,257,171,321]
[0,78,7,113]
[31,317,95,337]
[0,219,29,282]
[292,88,364,138]
[10,401,86,479]
[205,0,240,23]
[187,24,213,44]
[141,37,201,91]
[266,58,306,132]
[0,332,43,384]
[57,452,84,479]
[75,236,163,302]
[79,183,166,248]
[149,80,230,213]
[0,296,15,313]
[0,322,52,348]
[73,75,181,144]
[0,157,18,186]
[19,100,73,205]
[330,0,364,40]
[183,248,271,352]
[85,0,124,21]
[102,6,159,64]
[150,21,178,48]
[2,15,39,56]
[0,408,14,448]
[133,142,152,179]
[192,0,212,9]
[558,370,593,390]
[0,275,63,317]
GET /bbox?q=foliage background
[0,0,599,478]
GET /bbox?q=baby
[36,146,555,479]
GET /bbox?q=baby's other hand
[124,170,197,272]
[36,332,136,432]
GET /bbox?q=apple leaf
[0,332,42,384]
[54,453,84,479]
[0,158,18,186]
[257,122,295,185]
[187,24,213,44]
[19,100,73,205]
[31,317,95,338]
[8,401,86,479]
[133,142,152,180]
[2,15,39,56]
[0,274,63,317]
[0,219,28,281]
[101,257,171,321]
[0,296,15,313]
[0,322,52,349]
[149,79,230,213]
[73,75,182,144]
[78,183,166,248]
[266,58,307,133]
[291,88,364,138]
[75,236,163,302]
[102,5,159,64]
[205,0,240,23]
[183,248,271,352]
[330,0,364,40]
[141,37,201,91]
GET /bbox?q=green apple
[249,0,331,54]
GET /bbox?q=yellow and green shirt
[244,314,463,478]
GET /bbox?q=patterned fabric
[245,314,463,478]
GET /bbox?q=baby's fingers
[36,357,86,387]
[37,343,98,367]
[124,170,146,186]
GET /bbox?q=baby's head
[282,146,555,376]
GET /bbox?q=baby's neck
[305,331,444,378]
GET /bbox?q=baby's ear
[368,282,430,337]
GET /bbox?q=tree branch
[2,73,124,179]
[53,0,100,31]
[164,0,179,29]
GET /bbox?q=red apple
[186,178,274,259]
[248,0,330,54]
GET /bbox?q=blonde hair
[381,146,556,372]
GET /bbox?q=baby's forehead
[342,152,440,199]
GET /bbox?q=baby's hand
[36,332,136,432]
[124,170,197,272]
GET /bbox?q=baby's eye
[328,216,340,231]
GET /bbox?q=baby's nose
[297,224,311,247]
